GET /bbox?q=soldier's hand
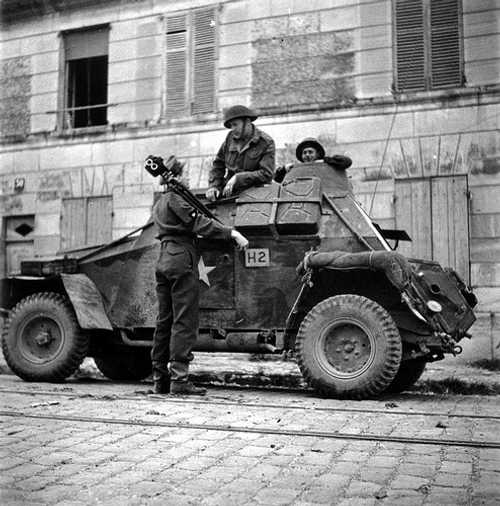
[222,175,237,197]
[231,230,249,250]
[205,187,220,201]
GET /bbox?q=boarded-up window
[165,7,216,118]
[394,0,463,91]
[61,196,112,250]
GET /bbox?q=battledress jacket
[153,187,232,242]
[208,126,275,194]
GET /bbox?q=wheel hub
[321,321,373,376]
[34,328,54,346]
[19,315,64,364]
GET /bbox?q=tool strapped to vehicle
[144,155,222,224]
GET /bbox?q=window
[165,8,216,118]
[394,0,463,92]
[60,196,112,250]
[63,26,109,128]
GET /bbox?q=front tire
[296,294,402,399]
[2,292,89,381]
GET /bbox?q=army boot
[170,381,207,396]
[152,368,170,394]
[169,360,206,395]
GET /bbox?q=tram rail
[0,387,497,421]
[1,409,498,449]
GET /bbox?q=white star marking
[198,257,216,286]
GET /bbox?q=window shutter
[395,0,426,91]
[192,8,216,114]
[166,15,188,117]
[430,0,462,88]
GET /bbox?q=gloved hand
[205,187,220,201]
[231,230,249,250]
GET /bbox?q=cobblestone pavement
[1,375,498,506]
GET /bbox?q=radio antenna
[368,100,398,216]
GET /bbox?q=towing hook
[453,345,463,356]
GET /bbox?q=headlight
[426,300,442,313]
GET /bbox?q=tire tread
[296,294,402,399]
[1,292,88,382]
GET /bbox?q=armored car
[1,161,477,398]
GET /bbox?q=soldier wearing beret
[274,138,352,183]
[152,157,248,395]
[206,105,275,201]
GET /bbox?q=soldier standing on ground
[152,157,249,396]
[206,105,275,200]
[274,137,352,183]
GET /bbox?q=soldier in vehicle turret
[274,137,352,183]
[205,105,275,201]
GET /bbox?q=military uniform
[152,187,232,392]
[209,125,275,194]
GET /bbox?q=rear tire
[296,294,402,399]
[94,348,152,381]
[386,359,426,393]
[2,292,88,382]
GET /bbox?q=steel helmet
[296,138,326,162]
[223,105,258,128]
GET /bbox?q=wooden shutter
[430,0,462,88]
[431,175,469,282]
[395,176,470,281]
[192,8,216,114]
[394,0,426,91]
[61,196,112,249]
[394,179,432,260]
[86,196,113,246]
[166,14,188,117]
[61,198,87,250]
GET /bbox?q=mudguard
[60,273,113,330]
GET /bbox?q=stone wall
[0,57,31,138]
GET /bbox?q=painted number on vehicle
[245,248,270,267]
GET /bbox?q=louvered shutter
[430,0,462,88]
[192,8,216,114]
[395,0,426,91]
[166,15,188,117]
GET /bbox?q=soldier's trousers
[151,239,199,383]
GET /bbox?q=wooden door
[395,175,470,282]
[3,216,35,275]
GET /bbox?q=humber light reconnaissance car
[1,160,477,398]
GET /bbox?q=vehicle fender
[60,273,113,330]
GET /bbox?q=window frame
[59,24,111,132]
[392,0,464,93]
[161,6,219,121]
